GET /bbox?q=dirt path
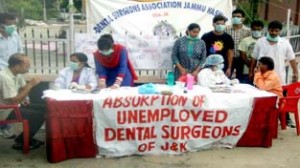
[0,127,299,168]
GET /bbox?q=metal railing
[287,34,300,56]
[282,25,300,56]
[20,25,300,81]
[20,26,173,80]
[21,26,69,74]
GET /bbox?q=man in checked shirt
[225,8,251,82]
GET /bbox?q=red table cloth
[46,96,277,163]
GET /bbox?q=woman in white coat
[197,54,235,87]
[54,53,98,90]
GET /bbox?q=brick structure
[259,0,300,25]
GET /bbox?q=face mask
[266,33,279,42]
[252,31,262,38]
[100,49,113,56]
[215,25,225,32]
[216,63,224,70]
[69,62,80,71]
[232,17,242,25]
[187,35,198,41]
[4,25,16,36]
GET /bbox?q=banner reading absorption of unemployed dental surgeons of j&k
[93,91,253,157]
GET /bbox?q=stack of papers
[209,85,232,93]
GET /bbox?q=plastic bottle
[186,74,194,90]
[166,72,175,86]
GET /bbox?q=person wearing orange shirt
[254,56,283,98]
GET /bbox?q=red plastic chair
[0,104,30,154]
[282,82,300,97]
[278,82,300,135]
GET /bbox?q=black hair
[101,34,114,43]
[185,29,188,36]
[251,20,264,29]
[258,57,274,70]
[187,23,200,31]
[0,13,16,24]
[97,34,114,50]
[213,14,227,23]
[232,8,245,17]
[70,52,90,68]
[268,20,282,30]
[203,64,214,69]
[8,53,26,68]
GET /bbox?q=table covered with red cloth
[46,100,97,163]
[46,96,277,163]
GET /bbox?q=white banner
[93,92,253,157]
[86,0,233,36]
[84,0,232,69]
[75,33,174,69]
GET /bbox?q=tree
[2,0,42,20]
[60,0,82,12]
[249,0,260,19]
[236,0,262,25]
[1,0,64,19]
[0,0,8,12]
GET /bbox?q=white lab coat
[54,67,98,89]
[252,37,295,85]
[197,68,231,87]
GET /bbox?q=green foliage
[2,0,61,20]
[237,0,262,25]
[4,0,43,20]
[60,0,82,12]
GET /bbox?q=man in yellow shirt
[0,53,45,150]
[238,20,264,84]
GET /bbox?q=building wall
[258,0,300,24]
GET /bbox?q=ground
[1,48,300,167]
[0,127,299,168]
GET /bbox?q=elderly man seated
[0,53,45,150]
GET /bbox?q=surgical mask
[215,25,225,32]
[100,49,113,56]
[216,63,224,70]
[252,31,262,38]
[4,25,16,36]
[266,33,279,42]
[232,17,242,25]
[69,62,80,71]
[187,35,198,41]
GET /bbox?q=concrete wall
[258,0,300,24]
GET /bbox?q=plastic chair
[278,82,300,135]
[0,104,30,154]
[282,82,300,97]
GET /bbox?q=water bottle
[166,72,175,86]
[187,74,194,90]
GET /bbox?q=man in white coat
[252,20,298,127]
